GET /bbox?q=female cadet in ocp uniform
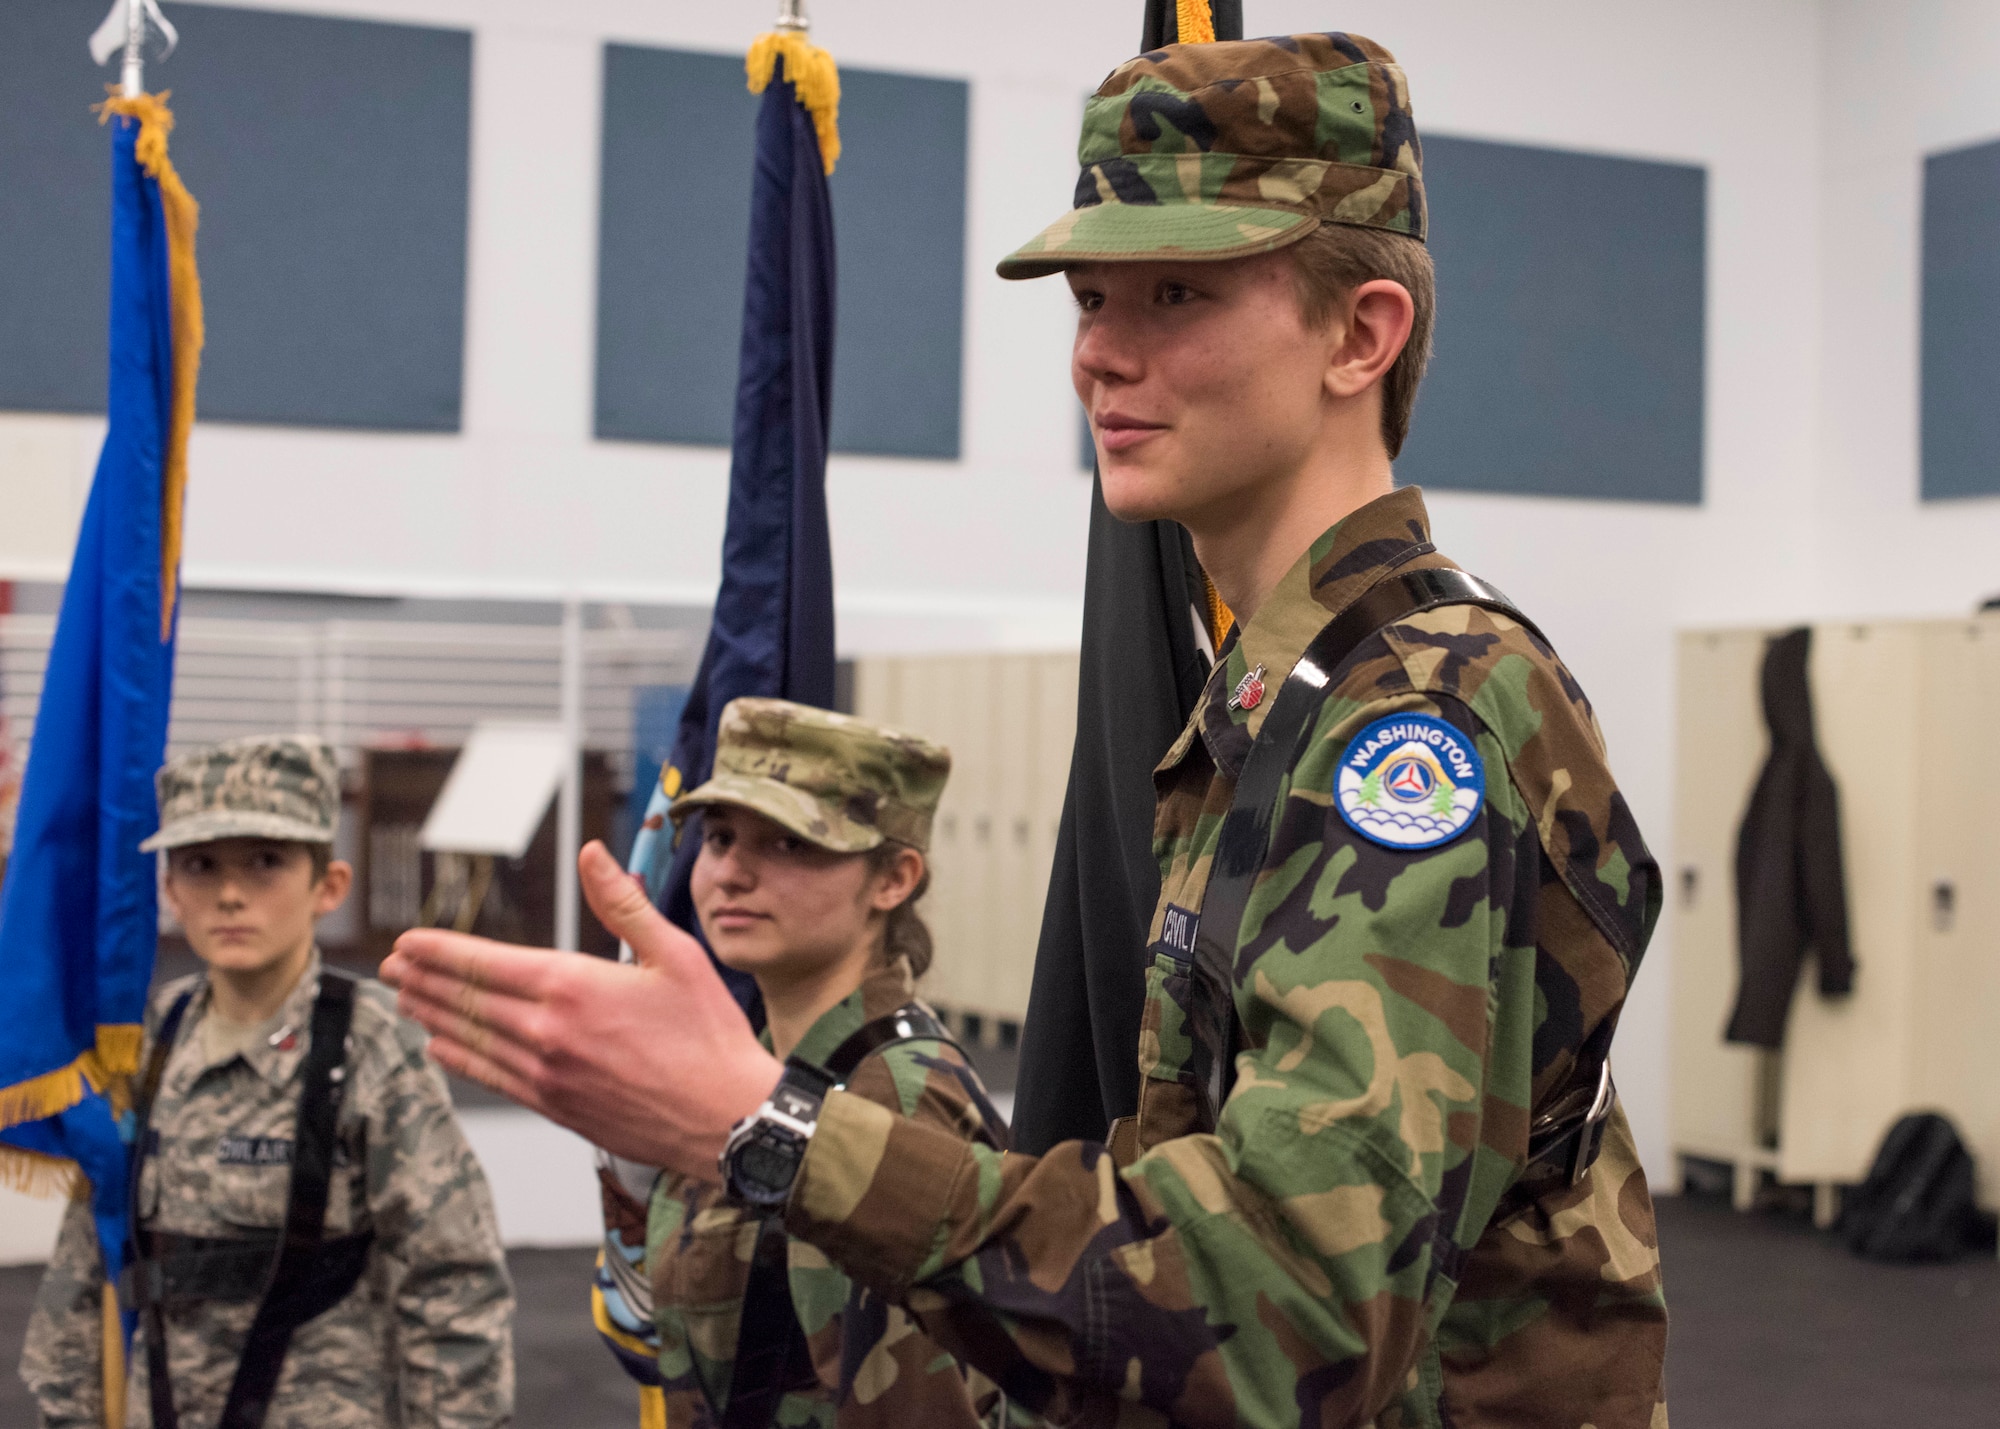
[630,697,1011,1428]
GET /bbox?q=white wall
[24,0,1998,1187]
[1818,0,2000,622]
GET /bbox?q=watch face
[738,1136,795,1195]
[730,1126,801,1205]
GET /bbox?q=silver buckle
[1564,1060,1615,1187]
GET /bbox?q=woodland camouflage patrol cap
[997,31,1424,279]
[670,698,951,854]
[141,734,340,852]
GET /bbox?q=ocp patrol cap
[997,31,1424,280]
[670,698,951,854]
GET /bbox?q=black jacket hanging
[1725,626,1855,1048]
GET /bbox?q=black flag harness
[1184,565,1617,1199]
[125,969,373,1429]
[718,1000,1004,1429]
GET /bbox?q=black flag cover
[1011,0,1241,1153]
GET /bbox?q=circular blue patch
[1335,713,1485,851]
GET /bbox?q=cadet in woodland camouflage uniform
[21,736,513,1428]
[384,32,1669,1429]
[596,698,1014,1426]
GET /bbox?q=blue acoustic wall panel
[1396,135,1706,504]
[0,1,471,431]
[1923,137,2000,500]
[596,46,967,459]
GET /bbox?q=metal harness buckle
[1563,1060,1616,1187]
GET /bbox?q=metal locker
[1780,622,1924,1187]
[1907,618,2000,1207]
[990,655,1041,1019]
[1669,627,1777,1196]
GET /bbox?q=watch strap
[771,1056,834,1121]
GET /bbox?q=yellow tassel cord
[97,93,204,642]
[639,1386,666,1429]
[102,1281,128,1429]
[746,31,842,174]
[0,1024,143,1149]
[1202,571,1234,650]
[1176,0,1217,44]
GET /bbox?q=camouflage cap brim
[670,774,885,854]
[1004,34,1426,282]
[140,810,336,853]
[996,200,1318,280]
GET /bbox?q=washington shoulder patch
[1336,712,1485,851]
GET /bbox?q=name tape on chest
[215,1135,294,1167]
[1156,903,1201,961]
[1336,712,1485,851]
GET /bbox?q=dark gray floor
[3,1194,1995,1425]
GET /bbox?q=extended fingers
[390,929,558,1002]
[422,1026,548,1113]
[392,956,547,1054]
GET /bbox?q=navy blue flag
[622,51,837,1016]
[592,38,841,1401]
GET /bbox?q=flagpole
[121,0,144,96]
[555,597,584,952]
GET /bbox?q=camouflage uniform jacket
[21,952,515,1428]
[784,487,1670,1428]
[647,956,1014,1427]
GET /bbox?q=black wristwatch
[718,1057,836,1209]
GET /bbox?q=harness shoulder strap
[131,989,196,1429]
[217,969,372,1429]
[1186,568,1533,1121]
[822,1001,957,1081]
[719,1002,972,1429]
[1184,568,1609,1187]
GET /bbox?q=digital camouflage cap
[670,698,950,854]
[141,734,340,853]
[997,31,1424,280]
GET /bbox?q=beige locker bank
[1673,617,2000,1217]
[852,652,1077,1037]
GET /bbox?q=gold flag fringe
[746,31,841,174]
[0,1142,85,1200]
[96,91,203,642]
[1201,571,1234,651]
[1175,0,1217,44]
[0,1024,143,1141]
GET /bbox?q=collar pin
[1228,663,1268,712]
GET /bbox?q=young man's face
[1068,250,1343,529]
[162,838,351,977]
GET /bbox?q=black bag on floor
[1839,1113,1980,1263]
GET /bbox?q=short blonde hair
[1286,224,1436,459]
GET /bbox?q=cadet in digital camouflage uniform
[598,698,1015,1427]
[383,31,1670,1429]
[21,735,514,1429]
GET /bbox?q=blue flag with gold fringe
[0,93,200,1314]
